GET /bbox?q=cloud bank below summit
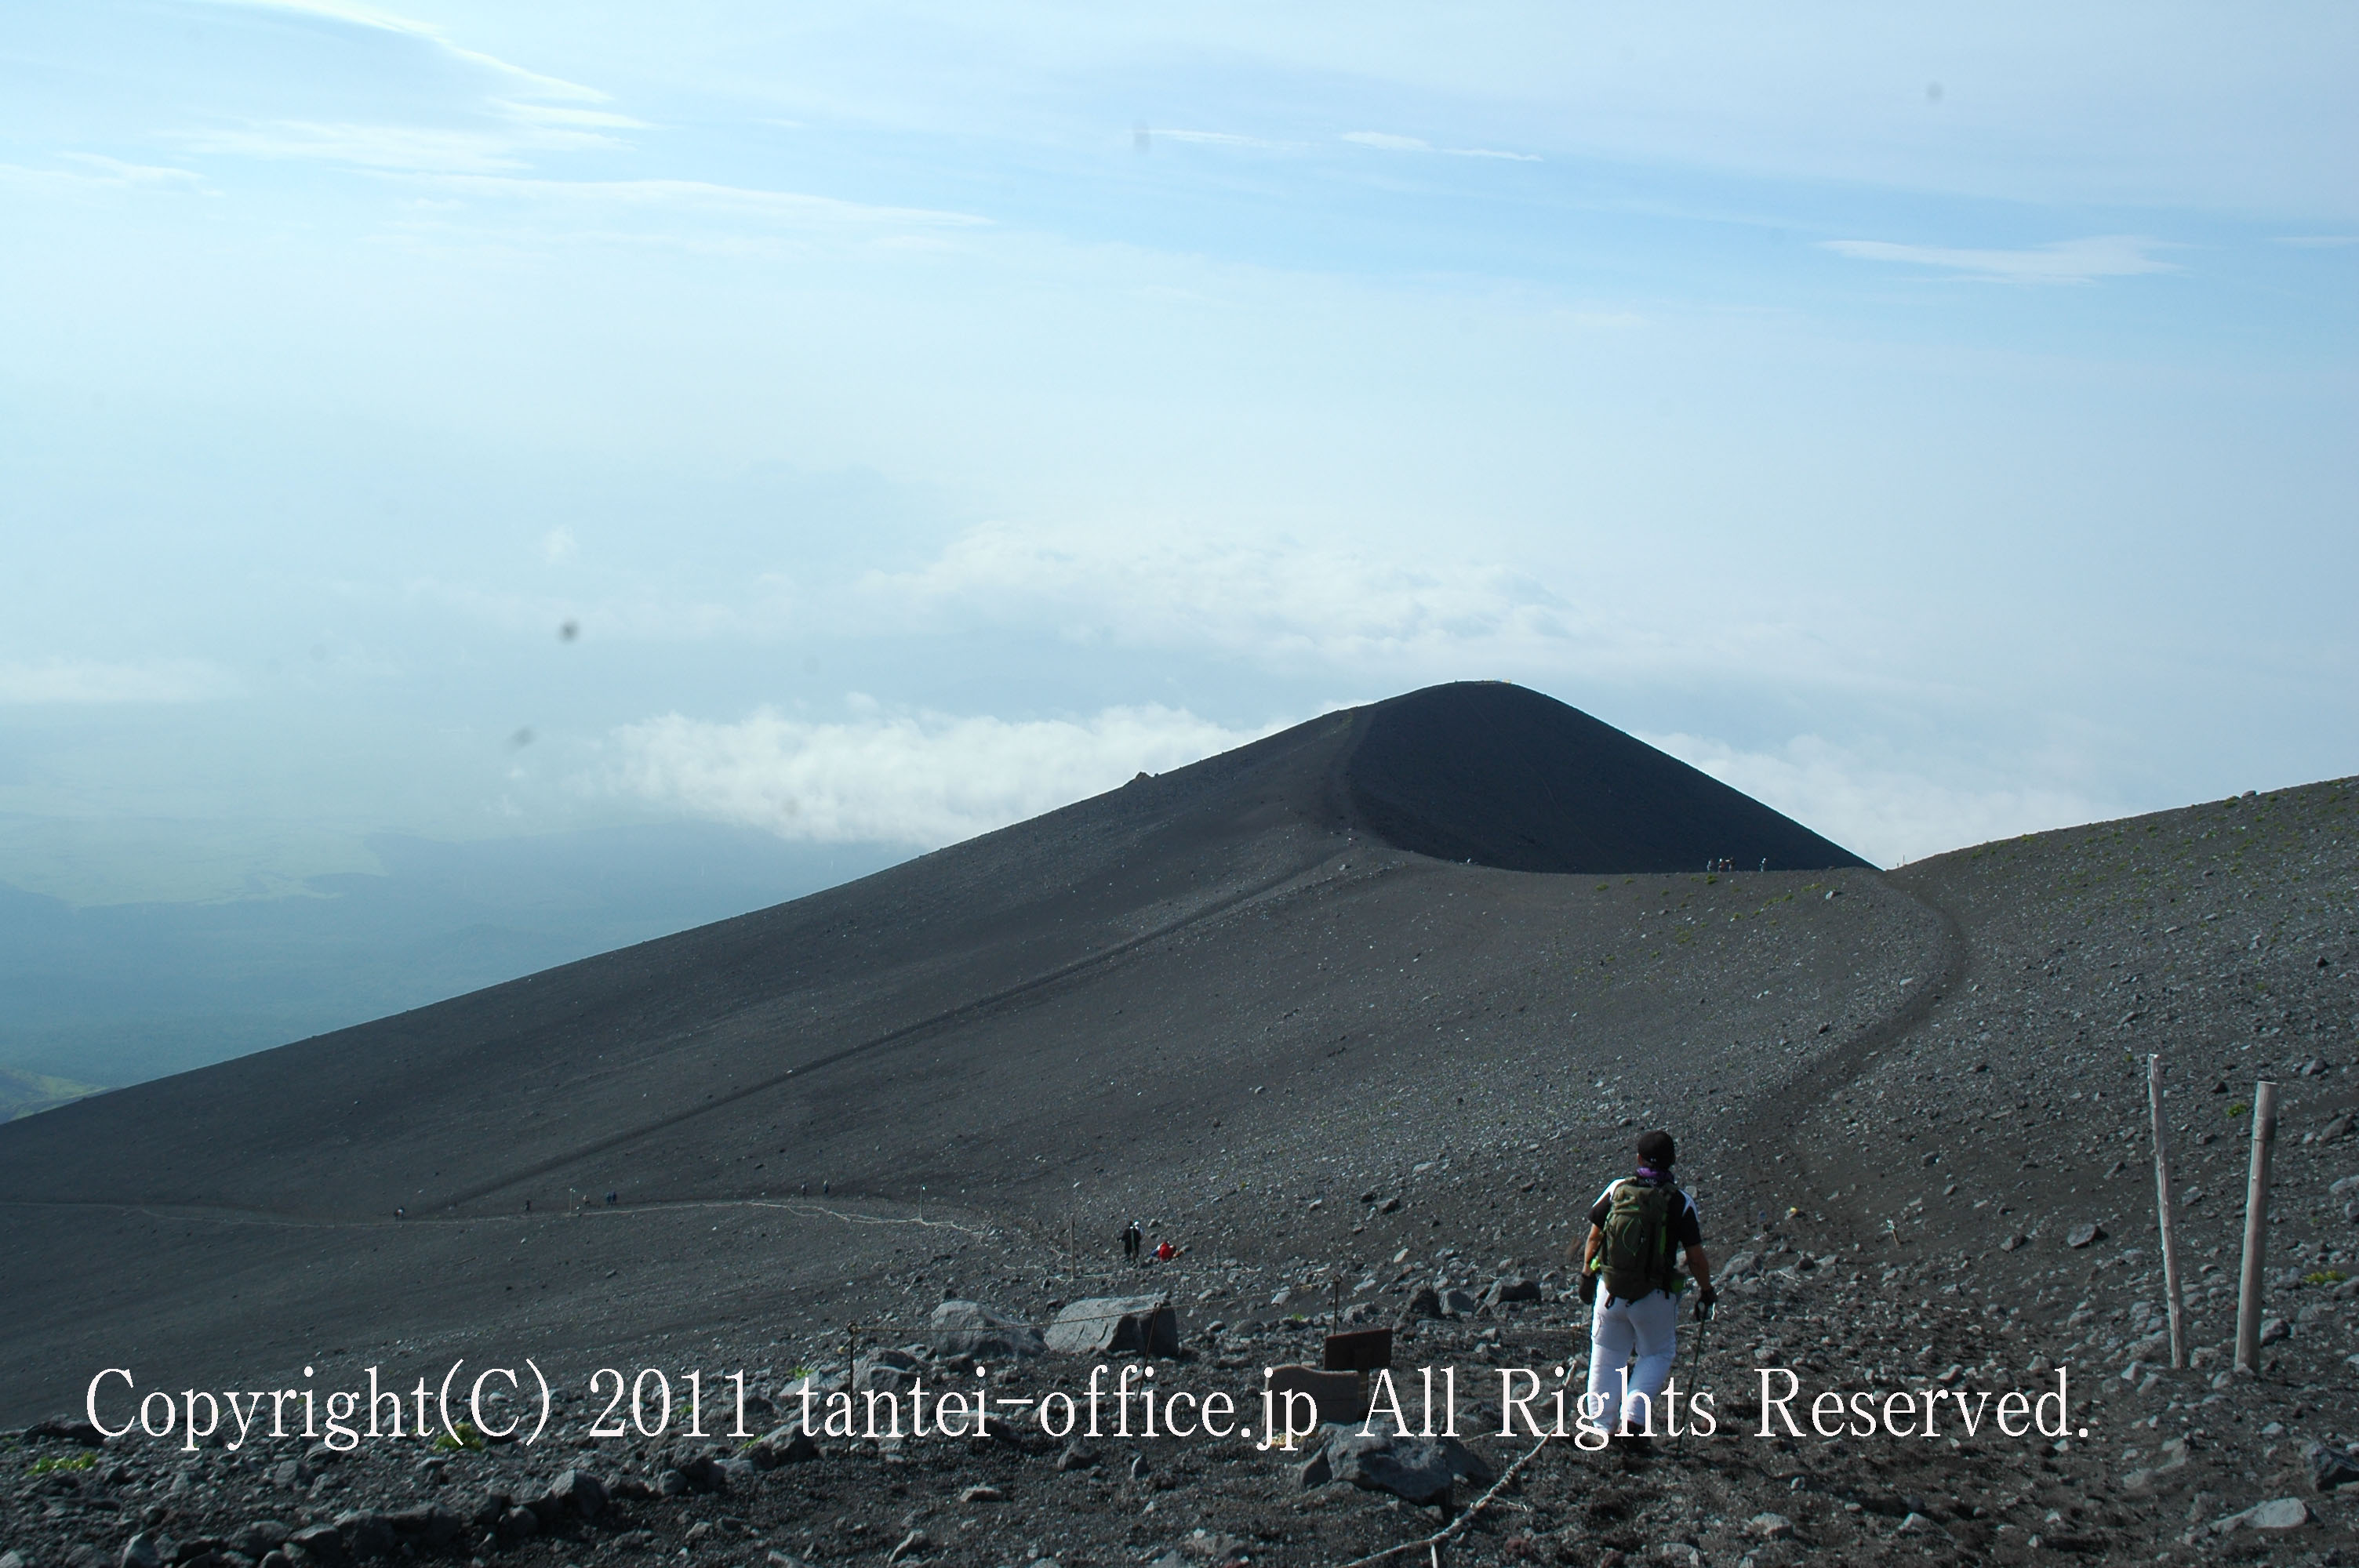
[603,703,1291,849]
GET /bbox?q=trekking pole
[1678,1311,1709,1452]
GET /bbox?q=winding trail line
[0,1193,993,1236]
[432,849,1348,1212]
[1725,877,1973,1230]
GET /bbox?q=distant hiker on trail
[1123,1220,1143,1265]
[1575,1128,1714,1441]
[1153,1239,1176,1262]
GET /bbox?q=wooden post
[2233,1081,2280,1374]
[2147,1054,2188,1369]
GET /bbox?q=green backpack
[1592,1178,1686,1301]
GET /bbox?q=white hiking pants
[1587,1288,1677,1435]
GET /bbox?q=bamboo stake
[2147,1054,2187,1369]
[2233,1080,2280,1374]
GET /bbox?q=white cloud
[1342,131,1538,162]
[540,527,578,564]
[1820,235,2179,285]
[182,122,576,173]
[208,0,609,104]
[168,1,626,176]
[600,703,1286,847]
[0,156,208,194]
[416,176,988,230]
[0,659,237,705]
[58,154,206,187]
[1641,730,2107,867]
[1152,129,1286,149]
[854,522,1587,669]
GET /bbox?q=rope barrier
[1333,1431,1553,1568]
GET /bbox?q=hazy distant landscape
[0,822,903,1094]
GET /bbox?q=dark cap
[1635,1129,1676,1167]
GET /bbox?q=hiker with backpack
[1575,1129,1715,1441]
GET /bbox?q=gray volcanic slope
[2,687,2353,1568]
[0,681,1890,1407]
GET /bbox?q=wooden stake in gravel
[2234,1080,2280,1374]
[2146,1054,2189,1368]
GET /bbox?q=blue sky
[3,0,2354,912]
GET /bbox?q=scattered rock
[958,1484,1003,1503]
[282,1527,341,1568]
[331,1514,392,1563]
[1746,1512,1794,1540]
[120,1538,164,1568]
[885,1529,929,1563]
[1481,1276,1541,1309]
[383,1508,458,1550]
[747,1426,820,1468]
[1056,1442,1099,1472]
[545,1470,605,1521]
[853,1349,923,1395]
[226,1526,287,1561]
[2066,1222,2104,1248]
[2258,1317,2291,1345]
[2245,1497,2311,1531]
[2305,1443,2359,1493]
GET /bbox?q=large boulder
[1043,1295,1179,1357]
[929,1301,1047,1361]
[1296,1420,1491,1508]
